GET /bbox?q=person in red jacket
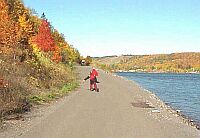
[84,67,99,92]
[91,67,99,83]
[92,67,98,76]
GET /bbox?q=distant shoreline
[94,52,200,75]
[115,70,200,74]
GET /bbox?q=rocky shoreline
[111,71,200,131]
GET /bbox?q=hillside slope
[94,52,200,73]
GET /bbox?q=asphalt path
[20,66,199,138]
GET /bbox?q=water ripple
[117,72,200,124]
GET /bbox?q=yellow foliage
[18,11,34,39]
[0,0,19,47]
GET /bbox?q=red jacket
[92,69,98,77]
[84,69,98,81]
[84,72,95,81]
[90,73,95,80]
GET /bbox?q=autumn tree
[7,0,35,45]
[18,10,34,44]
[52,29,65,47]
[33,19,55,52]
[52,29,80,64]
[85,56,92,66]
[0,0,18,48]
[52,46,62,63]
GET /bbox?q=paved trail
[20,66,199,138]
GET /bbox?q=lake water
[116,72,200,125]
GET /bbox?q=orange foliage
[33,19,55,52]
[52,46,62,63]
[0,0,19,47]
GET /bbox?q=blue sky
[24,0,200,57]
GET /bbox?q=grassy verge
[28,82,79,105]
[0,50,80,125]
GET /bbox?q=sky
[23,0,200,57]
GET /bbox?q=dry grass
[0,46,77,123]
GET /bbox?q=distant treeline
[94,52,200,73]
